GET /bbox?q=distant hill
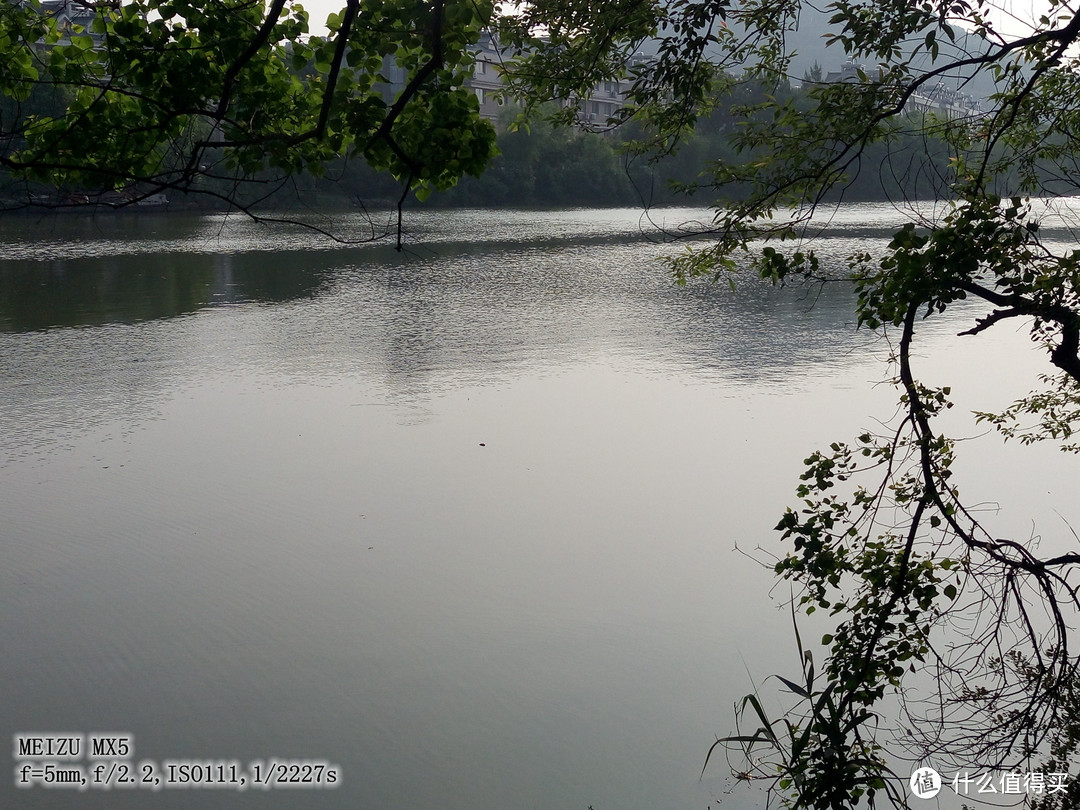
[631,7,999,101]
[780,8,999,100]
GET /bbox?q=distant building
[379,31,638,130]
[823,59,871,84]
[465,31,637,128]
[821,59,983,118]
[35,0,102,41]
[470,31,512,122]
[578,76,630,130]
[904,81,984,118]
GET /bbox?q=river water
[1,204,1077,809]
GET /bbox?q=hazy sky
[297,0,338,35]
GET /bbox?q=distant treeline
[325,80,959,209]
[1,75,959,211]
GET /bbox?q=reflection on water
[2,205,1073,810]
[0,247,335,332]
[0,213,877,465]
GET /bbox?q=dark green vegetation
[5,1,1080,808]
[437,93,955,207]
[0,0,498,221]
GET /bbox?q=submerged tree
[6,0,1080,806]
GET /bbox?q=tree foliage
[0,0,497,224]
